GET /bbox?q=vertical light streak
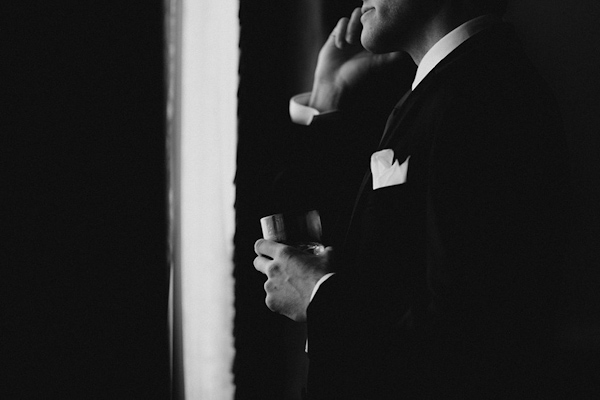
[169,0,238,398]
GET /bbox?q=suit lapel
[378,93,421,151]
[378,89,412,148]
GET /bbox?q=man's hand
[254,239,334,322]
[309,7,406,112]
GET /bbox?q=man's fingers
[346,8,362,45]
[333,17,349,49]
[254,238,281,258]
[253,255,270,274]
[328,11,363,50]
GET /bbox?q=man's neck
[405,8,483,65]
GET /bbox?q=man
[254,0,571,398]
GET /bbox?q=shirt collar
[412,14,500,90]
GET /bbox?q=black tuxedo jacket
[277,22,571,400]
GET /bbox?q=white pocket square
[370,149,410,190]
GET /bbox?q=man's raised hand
[309,7,406,112]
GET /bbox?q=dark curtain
[4,2,170,398]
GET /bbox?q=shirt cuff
[289,93,339,126]
[310,272,335,303]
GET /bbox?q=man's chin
[360,31,378,53]
[361,33,392,54]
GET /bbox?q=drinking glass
[260,210,325,254]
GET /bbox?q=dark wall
[507,1,600,395]
[4,2,170,398]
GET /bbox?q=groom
[254,0,571,398]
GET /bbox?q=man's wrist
[309,81,344,113]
